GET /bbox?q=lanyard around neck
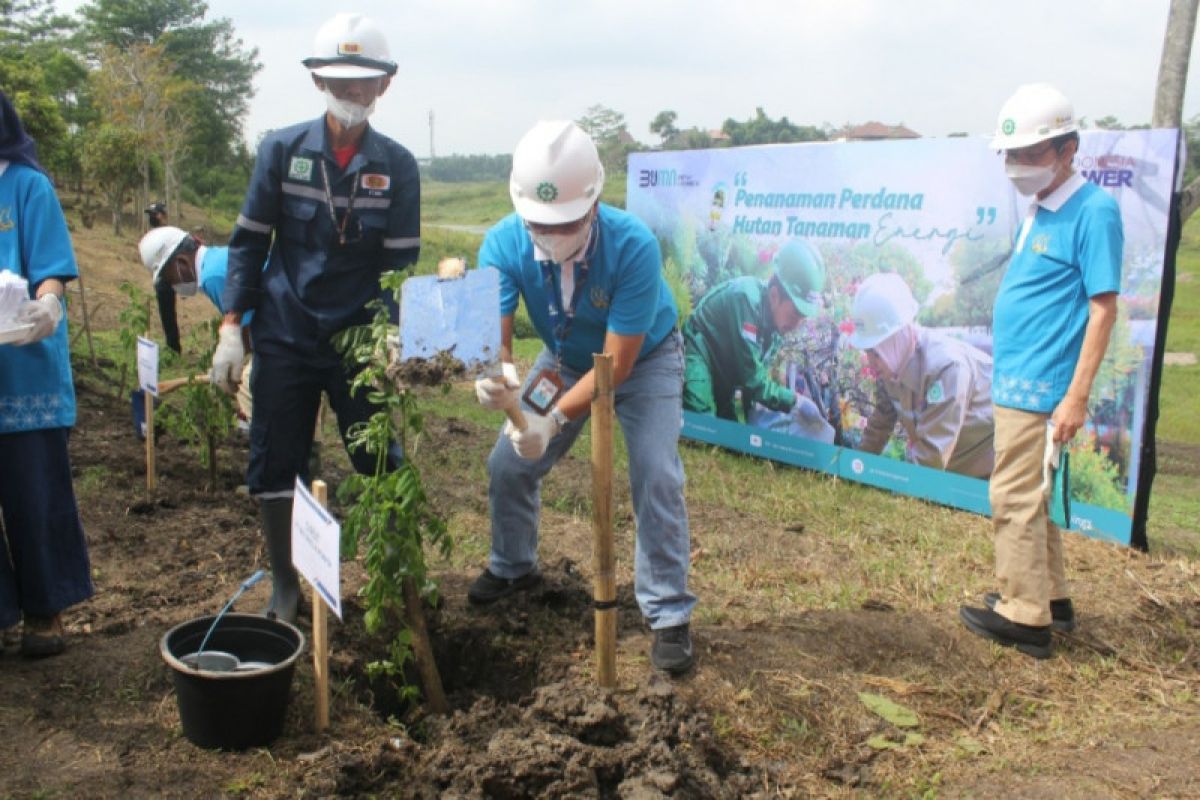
[319,158,362,246]
[540,221,598,368]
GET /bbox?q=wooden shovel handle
[157,373,210,395]
[504,404,527,432]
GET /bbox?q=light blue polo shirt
[197,245,229,312]
[196,245,253,323]
[478,203,678,373]
[992,175,1123,413]
[0,161,78,432]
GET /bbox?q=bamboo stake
[591,353,616,688]
[311,479,330,733]
[71,270,97,367]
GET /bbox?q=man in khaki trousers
[959,83,1122,659]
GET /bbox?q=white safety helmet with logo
[990,83,1077,151]
[848,272,919,350]
[302,12,397,78]
[510,120,605,226]
[138,225,191,282]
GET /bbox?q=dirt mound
[317,676,752,799]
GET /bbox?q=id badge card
[522,368,564,415]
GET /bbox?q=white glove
[475,362,521,411]
[506,408,563,460]
[210,323,245,395]
[792,395,822,425]
[14,294,63,345]
[1041,422,1061,496]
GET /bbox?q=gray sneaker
[651,624,695,674]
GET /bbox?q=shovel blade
[399,269,501,378]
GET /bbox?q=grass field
[1157,214,1200,444]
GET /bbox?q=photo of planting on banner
[628,129,1177,545]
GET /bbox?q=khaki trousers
[989,405,1068,627]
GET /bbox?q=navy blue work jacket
[223,116,420,364]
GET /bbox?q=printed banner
[628,130,1179,546]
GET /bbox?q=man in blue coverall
[213,13,420,622]
[470,120,698,674]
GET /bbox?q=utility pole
[428,109,436,161]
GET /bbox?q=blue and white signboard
[292,478,342,620]
[628,130,1179,546]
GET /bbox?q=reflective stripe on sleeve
[236,214,273,234]
[384,236,421,249]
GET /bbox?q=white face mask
[323,89,375,128]
[529,214,593,264]
[174,281,198,298]
[1005,162,1056,196]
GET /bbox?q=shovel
[399,260,526,430]
[131,373,210,439]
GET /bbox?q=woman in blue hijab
[0,90,93,658]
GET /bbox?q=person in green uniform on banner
[682,239,834,435]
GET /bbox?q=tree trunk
[1154,0,1199,219]
[401,576,448,714]
[1153,0,1198,129]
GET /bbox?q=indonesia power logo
[536,182,558,202]
[1002,118,1016,135]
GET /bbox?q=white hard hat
[990,83,1077,150]
[303,13,396,78]
[848,272,919,350]
[138,226,191,281]
[509,120,605,225]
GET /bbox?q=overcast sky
[60,0,1200,157]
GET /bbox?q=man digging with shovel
[214,13,419,623]
[469,120,698,675]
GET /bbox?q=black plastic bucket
[160,613,306,750]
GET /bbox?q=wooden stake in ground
[591,352,617,688]
[71,268,97,367]
[310,479,331,733]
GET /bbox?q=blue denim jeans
[486,332,696,629]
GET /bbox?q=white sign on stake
[136,337,159,396]
[291,477,342,620]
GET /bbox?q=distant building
[708,129,732,143]
[835,122,921,141]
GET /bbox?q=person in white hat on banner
[215,13,419,623]
[470,120,698,674]
[847,272,994,478]
[959,83,1122,659]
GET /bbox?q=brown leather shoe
[21,614,65,658]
